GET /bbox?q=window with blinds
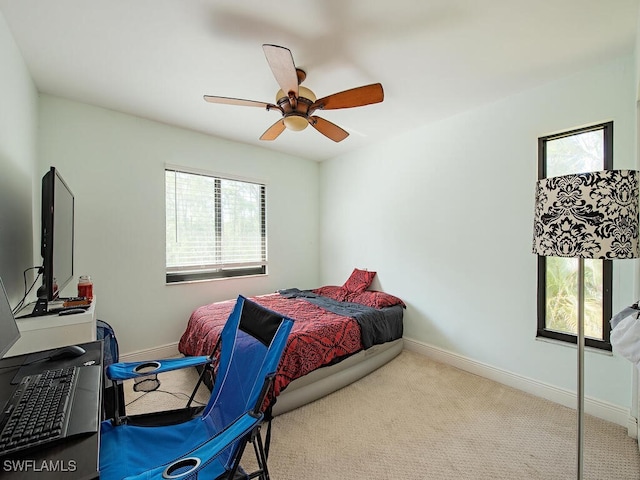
[165,167,267,283]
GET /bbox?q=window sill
[165,273,268,286]
[535,336,613,356]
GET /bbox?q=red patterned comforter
[178,293,363,400]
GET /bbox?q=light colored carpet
[123,366,210,414]
[124,350,640,479]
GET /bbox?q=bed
[178,269,405,416]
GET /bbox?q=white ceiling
[1,0,638,161]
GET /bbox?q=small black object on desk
[48,344,86,361]
[58,308,87,316]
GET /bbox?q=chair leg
[231,426,270,480]
[225,439,249,480]
[187,362,212,408]
[250,426,270,480]
[110,379,124,425]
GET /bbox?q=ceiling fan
[204,44,384,142]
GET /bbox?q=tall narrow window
[165,167,267,283]
[537,122,613,350]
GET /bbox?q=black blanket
[278,288,403,349]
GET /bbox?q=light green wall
[37,96,320,354]
[320,54,638,411]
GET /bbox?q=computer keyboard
[0,366,83,455]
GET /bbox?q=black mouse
[49,345,86,361]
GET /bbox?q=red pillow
[347,290,406,309]
[312,285,349,302]
[342,268,377,293]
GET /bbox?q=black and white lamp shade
[533,170,640,260]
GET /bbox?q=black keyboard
[0,367,79,455]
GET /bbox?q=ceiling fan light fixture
[298,86,316,102]
[283,114,309,131]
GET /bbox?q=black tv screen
[39,167,74,302]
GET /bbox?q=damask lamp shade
[532,169,639,480]
[533,170,639,260]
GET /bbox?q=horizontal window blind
[165,168,266,282]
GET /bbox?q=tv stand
[31,297,49,316]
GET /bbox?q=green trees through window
[165,168,267,282]
[545,257,604,339]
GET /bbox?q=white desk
[6,300,97,357]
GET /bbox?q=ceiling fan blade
[310,116,349,142]
[263,44,299,98]
[260,119,286,141]
[203,95,277,110]
[311,83,384,111]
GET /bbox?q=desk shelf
[6,300,97,357]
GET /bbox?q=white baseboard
[403,337,636,435]
[119,342,180,362]
[116,337,637,436]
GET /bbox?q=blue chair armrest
[106,356,210,381]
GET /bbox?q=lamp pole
[577,258,585,480]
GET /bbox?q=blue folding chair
[99,295,294,480]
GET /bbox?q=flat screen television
[32,167,75,315]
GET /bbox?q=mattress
[178,288,404,408]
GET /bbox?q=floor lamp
[532,169,639,480]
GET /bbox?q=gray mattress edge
[271,338,404,416]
